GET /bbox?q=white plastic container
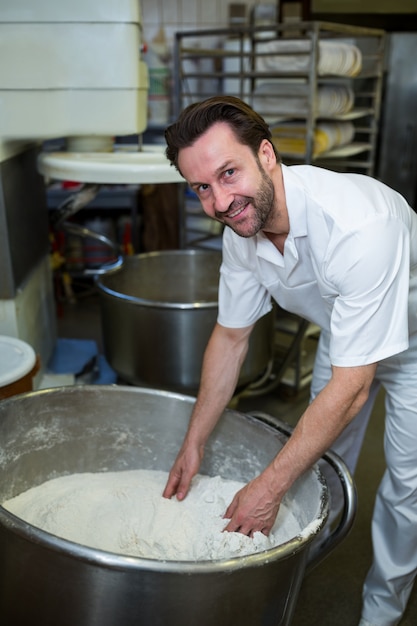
[0,336,39,399]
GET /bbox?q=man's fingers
[223,515,271,537]
[162,469,182,499]
[162,467,193,501]
[224,499,237,521]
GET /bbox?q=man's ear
[259,139,277,171]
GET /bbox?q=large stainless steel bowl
[0,386,355,626]
[96,250,274,392]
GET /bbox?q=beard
[215,166,276,238]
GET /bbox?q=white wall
[140,0,258,45]
[140,0,265,122]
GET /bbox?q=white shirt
[218,164,417,367]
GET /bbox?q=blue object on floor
[95,355,118,384]
[48,338,98,375]
[48,338,117,384]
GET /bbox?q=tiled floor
[55,287,417,626]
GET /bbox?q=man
[162,96,417,626]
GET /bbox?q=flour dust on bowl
[0,386,356,626]
[96,250,275,392]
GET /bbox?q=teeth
[229,205,246,218]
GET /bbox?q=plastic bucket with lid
[0,336,39,400]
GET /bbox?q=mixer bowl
[96,250,275,392]
[0,385,355,626]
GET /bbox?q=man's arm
[163,321,254,501]
[223,362,377,536]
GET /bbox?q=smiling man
[182,123,280,238]
[162,96,417,626]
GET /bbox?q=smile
[228,203,248,219]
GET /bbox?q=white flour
[3,469,303,561]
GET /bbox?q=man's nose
[212,186,232,214]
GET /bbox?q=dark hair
[165,96,281,173]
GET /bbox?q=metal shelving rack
[173,21,386,176]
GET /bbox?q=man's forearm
[185,322,253,448]
[267,362,378,498]
[223,362,378,535]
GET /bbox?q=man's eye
[225,169,235,177]
[198,184,209,192]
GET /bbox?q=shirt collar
[280,164,307,237]
[255,164,307,264]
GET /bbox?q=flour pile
[3,469,303,561]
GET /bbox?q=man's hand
[162,442,204,501]
[223,472,281,537]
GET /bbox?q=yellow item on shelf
[271,121,355,157]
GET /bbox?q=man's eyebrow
[189,181,203,190]
[216,160,234,175]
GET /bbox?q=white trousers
[311,331,417,626]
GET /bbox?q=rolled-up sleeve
[217,230,273,328]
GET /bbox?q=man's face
[178,122,276,238]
